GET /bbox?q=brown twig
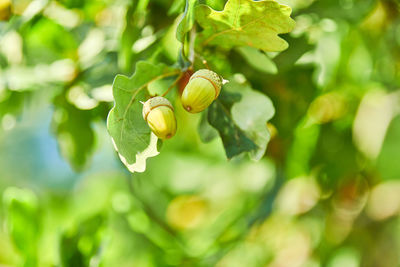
[202,60,210,70]
[161,73,184,97]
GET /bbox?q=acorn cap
[190,69,222,98]
[142,96,174,121]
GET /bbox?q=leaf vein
[201,2,291,47]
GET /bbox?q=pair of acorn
[142,69,222,140]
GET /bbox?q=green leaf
[162,16,183,61]
[0,91,26,119]
[23,18,78,64]
[119,5,141,73]
[286,116,320,179]
[176,0,198,43]
[272,35,313,72]
[230,83,275,160]
[195,0,295,52]
[119,1,150,73]
[377,115,400,180]
[52,94,95,172]
[306,0,376,24]
[168,0,186,15]
[59,214,105,267]
[198,111,219,142]
[207,80,275,159]
[236,46,278,74]
[208,90,257,159]
[107,61,180,173]
[3,187,40,265]
[204,0,226,10]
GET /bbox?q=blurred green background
[1,0,400,266]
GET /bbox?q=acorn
[0,0,12,21]
[142,96,177,140]
[181,69,222,113]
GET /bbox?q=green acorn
[142,96,177,140]
[181,69,222,113]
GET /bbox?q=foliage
[195,0,295,51]
[106,0,292,172]
[0,0,400,266]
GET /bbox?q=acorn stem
[161,73,184,97]
[140,70,181,99]
[202,60,210,70]
[193,53,211,70]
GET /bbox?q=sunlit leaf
[208,90,257,159]
[168,0,185,15]
[236,46,277,74]
[59,214,105,267]
[23,18,78,64]
[3,187,39,264]
[195,0,295,51]
[119,2,149,73]
[207,82,275,160]
[286,116,320,179]
[107,61,180,173]
[52,93,95,172]
[229,82,275,160]
[198,111,219,143]
[377,115,400,180]
[273,35,313,72]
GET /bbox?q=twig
[161,73,184,97]
[202,60,210,70]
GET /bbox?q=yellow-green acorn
[142,96,177,140]
[181,69,222,113]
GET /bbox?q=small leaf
[195,0,295,52]
[273,35,313,72]
[377,115,400,180]
[168,0,186,15]
[107,61,179,173]
[59,214,105,267]
[208,90,257,159]
[286,116,320,179]
[119,0,150,73]
[176,0,198,43]
[198,111,219,143]
[230,83,275,160]
[207,81,275,160]
[236,46,278,74]
[3,187,40,264]
[119,5,141,73]
[52,94,95,172]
